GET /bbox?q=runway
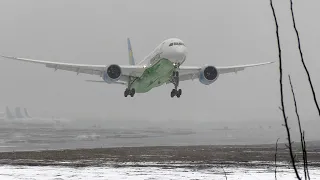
[1,118,319,152]
[0,120,319,179]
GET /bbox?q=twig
[269,0,301,179]
[275,138,280,180]
[289,0,320,117]
[289,75,310,179]
[303,131,311,180]
[222,166,227,180]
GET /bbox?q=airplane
[1,38,274,98]
[5,106,15,120]
[23,107,32,118]
[0,112,4,121]
[14,107,28,120]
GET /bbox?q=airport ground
[0,142,319,169]
[0,119,319,169]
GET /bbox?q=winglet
[127,38,135,65]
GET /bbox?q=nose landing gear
[170,71,182,98]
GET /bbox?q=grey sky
[0,0,318,125]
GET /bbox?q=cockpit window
[169,42,185,46]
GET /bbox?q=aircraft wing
[177,61,275,82]
[85,80,126,85]
[0,55,145,78]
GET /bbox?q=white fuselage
[139,38,188,67]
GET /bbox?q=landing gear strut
[170,71,182,98]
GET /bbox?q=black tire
[130,88,135,97]
[178,89,182,96]
[124,88,129,97]
[171,89,176,98]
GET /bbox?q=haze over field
[0,0,319,137]
[0,1,319,179]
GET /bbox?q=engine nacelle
[102,64,122,83]
[199,65,219,85]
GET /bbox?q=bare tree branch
[222,166,227,180]
[269,0,301,179]
[302,131,311,180]
[289,0,320,117]
[275,138,280,180]
[289,75,310,180]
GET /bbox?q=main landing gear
[124,88,135,97]
[170,71,182,98]
[124,77,136,97]
[171,88,182,98]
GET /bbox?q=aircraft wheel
[124,88,129,97]
[171,89,176,98]
[130,88,135,97]
[176,89,182,98]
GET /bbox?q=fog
[0,0,319,130]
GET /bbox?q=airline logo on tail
[127,38,135,65]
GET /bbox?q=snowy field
[0,165,319,180]
[0,124,319,179]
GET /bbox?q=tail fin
[127,38,135,65]
[5,106,15,120]
[24,108,32,118]
[15,107,25,118]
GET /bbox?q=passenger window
[169,43,173,46]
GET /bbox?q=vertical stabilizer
[127,38,135,65]
[15,107,25,118]
[5,107,15,120]
[24,108,32,118]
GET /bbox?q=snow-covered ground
[0,165,319,180]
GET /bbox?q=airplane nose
[173,46,187,63]
[176,46,187,55]
[162,44,187,63]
